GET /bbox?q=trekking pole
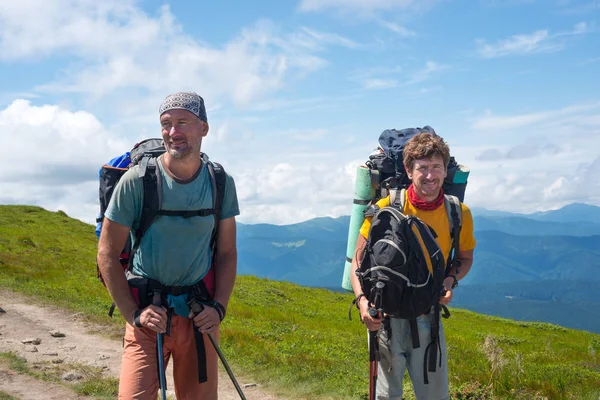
[153,291,168,400]
[189,301,247,400]
[368,307,379,400]
[368,281,384,400]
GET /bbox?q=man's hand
[137,305,168,333]
[358,298,382,332]
[189,306,221,334]
[440,276,456,305]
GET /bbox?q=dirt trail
[0,289,283,400]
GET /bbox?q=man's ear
[200,121,209,137]
[405,164,413,180]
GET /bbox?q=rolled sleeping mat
[341,165,376,291]
[444,164,470,202]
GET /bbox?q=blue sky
[0,0,599,225]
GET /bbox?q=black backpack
[96,138,226,316]
[355,197,451,384]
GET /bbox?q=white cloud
[577,56,600,66]
[471,101,600,131]
[378,20,417,36]
[362,78,400,90]
[0,2,342,114]
[459,100,600,213]
[296,27,361,49]
[298,0,438,15]
[352,61,447,90]
[476,22,591,58]
[406,61,448,84]
[0,99,130,222]
[233,160,358,224]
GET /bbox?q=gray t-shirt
[105,157,240,286]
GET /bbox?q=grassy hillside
[1,205,599,399]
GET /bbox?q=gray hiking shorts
[375,313,449,400]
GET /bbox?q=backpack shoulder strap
[128,156,161,271]
[444,194,462,235]
[443,194,462,272]
[389,188,407,211]
[206,160,226,254]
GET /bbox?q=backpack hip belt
[127,272,213,384]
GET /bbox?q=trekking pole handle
[189,301,203,315]
[152,290,162,307]
[368,307,379,319]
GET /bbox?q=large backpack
[96,138,226,316]
[366,126,469,203]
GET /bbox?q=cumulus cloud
[231,159,360,224]
[0,1,354,115]
[0,99,130,221]
[460,100,600,213]
[476,22,591,58]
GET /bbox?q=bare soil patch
[0,289,283,399]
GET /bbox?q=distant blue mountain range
[237,202,600,333]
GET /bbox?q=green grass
[0,393,18,400]
[1,205,600,399]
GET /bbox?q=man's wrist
[444,275,458,290]
[133,309,143,328]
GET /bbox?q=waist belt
[127,273,211,384]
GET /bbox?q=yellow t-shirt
[359,192,476,262]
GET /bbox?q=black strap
[409,319,420,349]
[353,198,370,205]
[422,303,443,384]
[348,294,366,321]
[129,157,161,272]
[363,204,379,218]
[156,209,218,218]
[446,199,462,275]
[193,327,208,383]
[207,161,226,258]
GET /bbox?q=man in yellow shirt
[350,132,476,400]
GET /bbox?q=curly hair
[402,132,450,172]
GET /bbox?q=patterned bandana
[159,92,207,122]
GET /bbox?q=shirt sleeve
[220,173,240,220]
[104,167,144,229]
[359,196,390,238]
[459,203,476,251]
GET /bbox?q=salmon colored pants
[118,315,219,400]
